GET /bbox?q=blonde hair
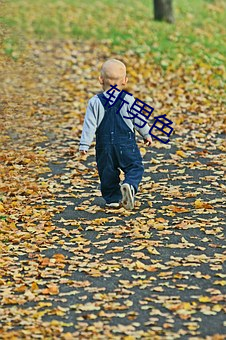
[100,59,126,78]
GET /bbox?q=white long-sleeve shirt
[79,90,153,151]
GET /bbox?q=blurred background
[0,0,225,138]
[1,0,225,66]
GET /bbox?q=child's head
[99,59,128,91]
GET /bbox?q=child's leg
[96,145,122,203]
[117,143,144,194]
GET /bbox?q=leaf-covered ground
[0,38,225,339]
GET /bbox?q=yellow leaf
[33,310,51,319]
[155,224,167,230]
[176,150,186,158]
[135,260,147,269]
[198,296,211,303]
[194,199,204,208]
[187,323,198,331]
[212,304,223,312]
[194,199,213,209]
[0,203,5,212]
[183,302,193,310]
[153,286,164,292]
[62,333,74,340]
[151,158,160,164]
[147,246,160,255]
[92,218,108,225]
[139,147,146,156]
[9,222,16,228]
[105,247,124,254]
[37,302,52,308]
[70,236,84,243]
[214,280,226,286]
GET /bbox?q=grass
[0,0,225,66]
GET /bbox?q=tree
[153,0,174,23]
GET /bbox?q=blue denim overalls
[95,91,144,204]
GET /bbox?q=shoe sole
[120,183,134,210]
[105,203,120,208]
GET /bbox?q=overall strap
[97,91,127,112]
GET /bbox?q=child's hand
[144,136,152,146]
[80,150,87,155]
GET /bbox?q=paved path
[0,40,225,339]
[33,129,225,339]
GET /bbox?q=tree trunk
[153,0,174,23]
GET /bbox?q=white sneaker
[120,183,135,210]
[105,202,121,208]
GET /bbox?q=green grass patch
[1,0,225,66]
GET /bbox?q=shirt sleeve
[79,99,98,151]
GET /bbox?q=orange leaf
[48,284,59,295]
[53,253,66,262]
[194,199,213,209]
[31,282,39,292]
[14,285,27,293]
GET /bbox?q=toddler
[79,59,152,209]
